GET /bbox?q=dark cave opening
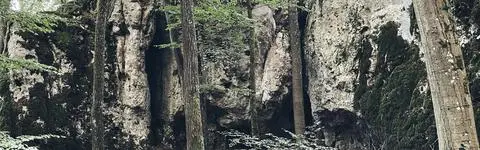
[145,12,171,146]
[267,91,294,137]
[263,3,314,138]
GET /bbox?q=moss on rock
[355,22,437,149]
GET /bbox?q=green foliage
[158,0,289,64]
[0,1,7,11]
[257,0,286,8]
[0,131,64,150]
[0,55,58,74]
[0,0,73,34]
[256,0,310,11]
[160,1,251,43]
[4,11,69,33]
[0,1,62,74]
[158,1,249,68]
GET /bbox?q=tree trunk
[0,16,5,54]
[180,0,205,149]
[0,0,8,54]
[247,0,261,136]
[288,0,305,135]
[92,0,108,149]
[0,0,9,131]
[412,0,479,149]
[0,21,4,54]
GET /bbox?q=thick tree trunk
[0,0,9,131]
[0,24,4,55]
[288,0,305,135]
[413,0,479,149]
[0,0,8,54]
[92,0,108,149]
[180,0,205,149]
[247,0,261,136]
[0,18,5,54]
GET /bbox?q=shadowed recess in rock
[145,11,171,147]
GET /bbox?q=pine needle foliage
[0,0,65,73]
[0,55,58,74]
[4,11,69,33]
[0,131,65,150]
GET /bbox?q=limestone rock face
[304,0,438,149]
[1,1,293,149]
[2,0,479,149]
[106,0,155,148]
[305,0,415,113]
[3,0,157,149]
[4,23,92,149]
[259,31,290,112]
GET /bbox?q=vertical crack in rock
[145,11,164,148]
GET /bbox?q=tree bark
[0,0,9,132]
[288,0,305,135]
[247,0,261,137]
[180,0,205,149]
[412,0,479,149]
[92,0,108,149]
[0,16,5,54]
[0,0,8,54]
[0,22,4,54]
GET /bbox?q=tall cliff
[304,0,434,148]
[0,0,479,149]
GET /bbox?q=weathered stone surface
[4,22,92,149]
[1,2,294,149]
[259,31,290,107]
[2,0,479,149]
[199,5,292,133]
[252,5,276,87]
[106,0,155,148]
[304,0,438,149]
[305,0,415,113]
